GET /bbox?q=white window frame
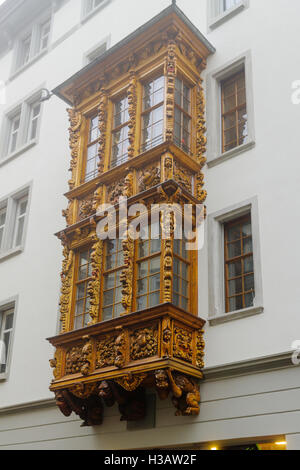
[0,87,44,165]
[208,197,263,326]
[0,184,32,262]
[0,296,18,381]
[208,0,249,30]
[81,0,111,22]
[12,11,53,76]
[83,36,110,65]
[206,50,255,168]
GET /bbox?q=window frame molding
[0,295,19,382]
[0,85,45,166]
[208,196,263,326]
[81,0,111,24]
[83,35,111,66]
[11,9,54,78]
[206,50,255,168]
[207,0,249,31]
[0,182,33,263]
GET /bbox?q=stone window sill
[0,247,23,263]
[207,140,255,168]
[209,1,247,30]
[0,140,37,168]
[209,306,264,326]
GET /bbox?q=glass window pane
[102,306,113,321]
[138,278,147,295]
[149,292,160,307]
[76,299,85,314]
[228,260,242,278]
[138,261,148,278]
[244,256,254,274]
[245,292,254,308]
[229,295,243,312]
[76,283,85,299]
[181,297,188,311]
[229,278,242,296]
[227,241,241,259]
[150,273,160,292]
[243,237,253,254]
[149,257,160,274]
[244,274,254,292]
[137,296,147,311]
[103,290,114,306]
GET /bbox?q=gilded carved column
[88,239,104,325]
[67,108,82,190]
[98,88,108,175]
[196,78,207,203]
[127,70,137,159]
[120,234,134,314]
[161,210,174,303]
[165,40,177,142]
[59,245,74,333]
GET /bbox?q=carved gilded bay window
[48,4,215,426]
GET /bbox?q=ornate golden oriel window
[47,3,215,427]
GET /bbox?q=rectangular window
[141,76,164,153]
[39,19,51,52]
[86,0,105,15]
[73,249,93,330]
[2,90,43,159]
[174,77,192,154]
[221,0,241,12]
[0,307,15,375]
[224,214,254,313]
[14,15,51,73]
[221,70,248,153]
[173,238,190,311]
[102,239,125,320]
[111,96,129,168]
[13,195,28,248]
[136,223,161,311]
[84,115,100,182]
[0,206,7,250]
[0,188,30,259]
[8,113,21,155]
[28,101,41,142]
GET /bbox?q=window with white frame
[0,188,30,259]
[208,0,248,29]
[14,14,52,73]
[208,197,263,325]
[85,41,108,64]
[2,91,43,159]
[0,305,15,375]
[206,51,255,167]
[85,0,106,16]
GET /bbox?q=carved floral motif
[196,329,205,369]
[120,235,134,313]
[78,196,94,221]
[115,373,147,392]
[107,172,133,205]
[173,161,192,193]
[49,348,63,380]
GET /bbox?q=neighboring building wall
[0,0,300,449]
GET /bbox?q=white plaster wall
[0,0,299,430]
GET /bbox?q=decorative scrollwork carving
[107,172,133,206]
[98,89,108,175]
[62,200,74,226]
[196,78,207,168]
[130,326,158,361]
[115,373,147,392]
[196,329,205,369]
[173,161,192,193]
[128,70,137,159]
[173,326,193,363]
[120,234,134,313]
[59,246,74,333]
[55,389,103,426]
[87,240,103,324]
[96,335,117,369]
[163,239,173,302]
[78,196,94,221]
[49,348,63,380]
[67,109,82,190]
[65,340,93,376]
[165,41,176,142]
[114,332,126,368]
[162,317,172,358]
[138,165,161,192]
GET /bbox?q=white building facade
[0,0,300,450]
